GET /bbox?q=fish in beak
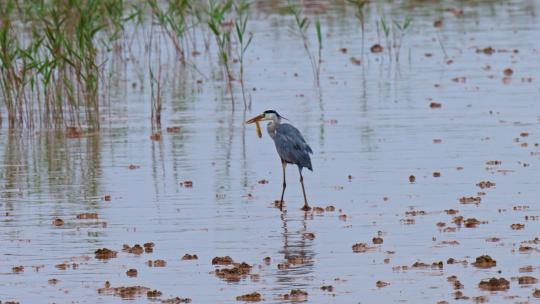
[246,113,265,138]
[245,113,265,124]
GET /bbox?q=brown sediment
[486,237,500,242]
[66,127,84,138]
[376,281,389,288]
[215,262,252,282]
[48,278,59,285]
[453,280,464,290]
[519,245,536,252]
[445,209,458,215]
[182,254,198,260]
[98,285,152,299]
[95,248,117,259]
[436,222,446,228]
[128,164,141,170]
[472,255,497,268]
[430,102,442,108]
[104,195,112,201]
[321,285,334,292]
[517,276,538,284]
[476,181,495,189]
[433,20,443,27]
[257,179,268,184]
[472,296,488,303]
[161,297,192,303]
[503,68,513,76]
[166,126,181,133]
[370,44,383,53]
[212,256,234,265]
[236,292,262,302]
[510,223,524,230]
[123,244,144,255]
[12,266,23,273]
[147,259,166,267]
[478,278,510,291]
[144,242,154,253]
[350,57,362,65]
[400,218,415,225]
[126,269,138,277]
[459,196,481,204]
[312,206,325,213]
[533,289,540,298]
[263,257,271,265]
[454,291,469,300]
[408,175,416,183]
[339,214,347,221]
[405,210,426,216]
[281,290,308,301]
[485,160,501,165]
[149,133,161,141]
[76,213,98,219]
[52,218,64,226]
[287,255,311,265]
[147,290,162,298]
[519,265,533,273]
[476,46,495,55]
[352,243,372,253]
[433,172,441,177]
[303,232,315,240]
[180,180,193,187]
[372,237,383,244]
[277,263,289,270]
[325,205,335,212]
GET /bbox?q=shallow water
[2,0,540,303]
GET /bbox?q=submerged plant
[347,0,368,58]
[234,0,253,109]
[288,2,322,86]
[207,0,235,110]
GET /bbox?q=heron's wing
[274,123,313,170]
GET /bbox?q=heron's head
[246,110,283,124]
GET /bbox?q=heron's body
[247,110,313,211]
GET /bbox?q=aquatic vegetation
[347,0,368,58]
[288,1,322,86]
[234,0,253,109]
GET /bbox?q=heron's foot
[301,204,311,211]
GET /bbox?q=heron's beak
[245,113,265,124]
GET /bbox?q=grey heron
[246,110,313,211]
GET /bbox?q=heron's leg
[299,167,310,211]
[280,159,287,209]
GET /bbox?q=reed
[234,0,253,109]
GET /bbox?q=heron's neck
[266,117,281,139]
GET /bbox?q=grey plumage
[273,123,313,171]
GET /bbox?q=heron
[246,110,313,211]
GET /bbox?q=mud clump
[126,269,138,277]
[143,242,154,253]
[303,232,315,240]
[430,102,442,109]
[212,256,234,265]
[376,281,389,288]
[182,254,198,260]
[52,218,64,226]
[533,289,540,298]
[215,262,252,282]
[321,285,334,292]
[281,289,308,301]
[147,289,162,298]
[123,244,144,255]
[180,180,193,188]
[433,172,441,177]
[263,257,271,265]
[352,243,371,253]
[95,248,117,259]
[48,278,59,285]
[370,44,383,53]
[372,237,383,244]
[161,297,192,303]
[517,276,538,284]
[459,196,481,204]
[408,175,416,183]
[472,255,496,268]
[476,181,495,189]
[287,255,311,265]
[235,292,262,302]
[510,223,525,230]
[12,266,24,273]
[98,285,152,299]
[478,278,510,291]
[520,266,533,273]
[147,259,166,267]
[76,213,98,219]
[166,126,181,133]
